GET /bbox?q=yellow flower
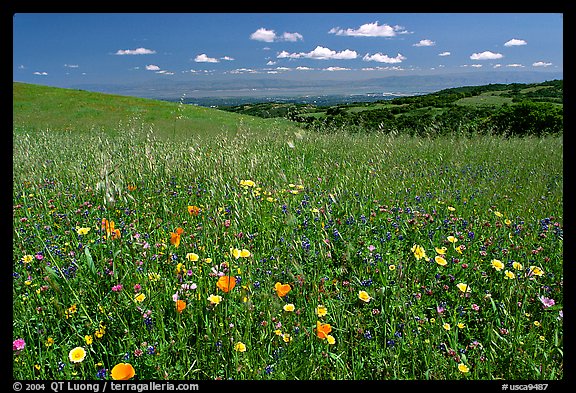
[528,266,544,277]
[512,261,523,270]
[494,211,503,218]
[435,247,447,255]
[148,273,160,282]
[22,254,34,263]
[457,283,471,293]
[315,305,328,317]
[388,264,396,271]
[68,347,86,363]
[283,303,295,312]
[448,206,456,211]
[504,270,515,280]
[274,329,282,336]
[491,259,504,271]
[458,363,470,373]
[239,249,251,258]
[358,290,371,303]
[186,253,199,262]
[234,342,247,352]
[208,294,222,305]
[76,227,91,235]
[457,323,466,329]
[534,321,541,327]
[282,333,292,343]
[447,236,457,244]
[435,255,447,266]
[84,335,93,345]
[45,337,54,347]
[326,335,336,345]
[505,219,511,226]
[443,323,451,331]
[134,293,146,303]
[240,180,256,188]
[411,244,426,260]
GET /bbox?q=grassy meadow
[12,83,563,381]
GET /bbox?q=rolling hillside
[12,82,302,139]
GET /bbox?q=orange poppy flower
[217,276,237,293]
[170,227,184,248]
[274,282,291,297]
[175,299,186,313]
[316,321,332,339]
[111,363,135,380]
[127,184,137,192]
[187,205,200,216]
[102,218,121,240]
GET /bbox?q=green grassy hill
[13,82,301,139]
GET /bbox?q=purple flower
[13,338,25,351]
[539,296,555,308]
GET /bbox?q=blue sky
[13,13,563,87]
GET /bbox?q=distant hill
[12,82,301,138]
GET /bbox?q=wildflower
[13,338,25,351]
[504,270,515,280]
[505,219,511,226]
[111,363,135,380]
[170,227,184,248]
[443,323,451,331]
[528,266,544,277]
[68,347,86,363]
[127,184,137,191]
[448,206,456,211]
[283,303,295,312]
[411,244,426,260]
[316,321,332,339]
[471,304,480,311]
[327,335,336,345]
[447,236,457,244]
[216,276,236,293]
[134,293,146,303]
[187,205,200,216]
[234,342,247,352]
[84,335,93,345]
[435,247,447,255]
[175,300,186,313]
[22,255,34,263]
[274,329,282,336]
[388,264,396,271]
[539,296,555,308]
[231,248,251,259]
[240,179,256,188]
[512,261,523,270]
[148,273,160,282]
[208,294,222,305]
[457,323,466,329]
[435,255,447,266]
[458,363,470,373]
[274,282,291,297]
[457,283,471,293]
[112,284,123,292]
[282,333,292,343]
[316,305,328,317]
[358,290,371,303]
[102,218,121,240]
[186,253,199,262]
[494,211,503,218]
[45,337,54,347]
[534,321,541,327]
[76,227,91,235]
[491,259,504,271]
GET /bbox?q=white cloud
[228,68,259,74]
[250,28,304,42]
[504,38,527,47]
[33,71,48,75]
[471,64,483,68]
[296,66,313,70]
[64,64,79,68]
[329,22,409,37]
[470,51,503,60]
[221,56,235,61]
[266,60,276,66]
[156,70,175,75]
[323,66,350,71]
[145,64,161,71]
[413,39,435,47]
[282,32,304,42]
[493,64,502,68]
[194,54,219,63]
[533,61,552,67]
[362,52,406,63]
[115,47,156,55]
[438,51,451,57]
[277,46,357,60]
[506,63,524,67]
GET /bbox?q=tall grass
[12,122,563,380]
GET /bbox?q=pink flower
[134,284,141,292]
[13,338,26,351]
[539,296,555,308]
[471,304,480,311]
[112,284,123,292]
